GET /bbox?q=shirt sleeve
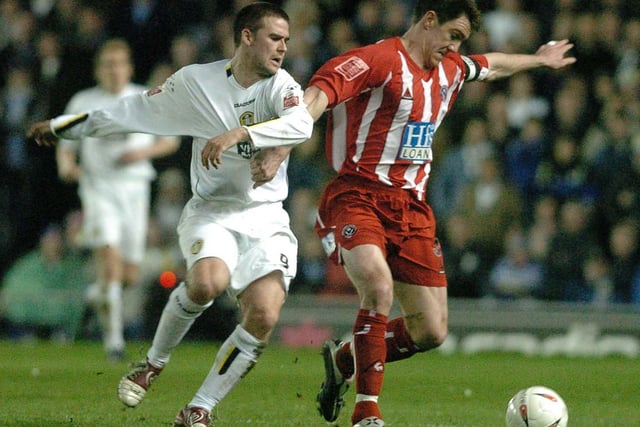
[244,72,314,148]
[308,44,388,109]
[51,68,209,140]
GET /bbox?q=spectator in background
[484,90,511,147]
[487,228,544,299]
[430,117,495,220]
[482,0,529,52]
[585,103,637,204]
[0,217,90,342]
[534,132,596,205]
[540,199,600,301]
[152,167,190,247]
[0,66,43,263]
[526,194,559,263]
[442,214,488,298]
[55,39,179,361]
[616,18,640,91]
[458,156,523,266]
[582,249,613,307]
[351,0,384,45]
[314,16,360,72]
[550,75,591,141]
[608,218,640,303]
[504,73,549,132]
[503,117,548,220]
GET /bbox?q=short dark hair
[233,2,290,47]
[412,0,481,31]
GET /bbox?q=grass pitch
[0,339,638,426]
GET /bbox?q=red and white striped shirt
[309,37,489,201]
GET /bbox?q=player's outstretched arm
[483,39,576,81]
[27,120,58,146]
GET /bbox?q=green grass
[0,339,638,426]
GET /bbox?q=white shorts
[177,199,298,296]
[79,176,150,263]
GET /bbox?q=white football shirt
[52,60,314,207]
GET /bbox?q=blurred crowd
[0,0,639,340]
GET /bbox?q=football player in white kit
[56,39,179,362]
[28,2,314,426]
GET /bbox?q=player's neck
[228,58,261,88]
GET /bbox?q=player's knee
[243,307,280,340]
[186,278,225,305]
[412,323,448,351]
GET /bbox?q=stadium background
[0,0,639,352]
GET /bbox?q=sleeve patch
[334,56,370,81]
[146,86,163,96]
[283,94,299,109]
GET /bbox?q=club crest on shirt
[433,239,442,257]
[335,56,369,81]
[190,239,203,255]
[342,224,357,239]
[239,111,255,126]
[440,85,448,99]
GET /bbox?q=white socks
[188,325,265,410]
[147,282,212,367]
[105,283,124,352]
[87,281,124,353]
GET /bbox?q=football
[505,386,568,427]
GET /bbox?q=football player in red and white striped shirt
[304,1,575,426]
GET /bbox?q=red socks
[335,316,420,379]
[351,309,387,423]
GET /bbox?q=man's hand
[27,120,58,146]
[250,146,293,188]
[201,127,249,169]
[535,39,576,69]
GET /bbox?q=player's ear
[241,28,254,46]
[423,10,437,30]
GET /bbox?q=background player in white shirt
[28,3,314,426]
[56,39,179,362]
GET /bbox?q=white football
[505,386,568,427]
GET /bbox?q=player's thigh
[119,182,150,265]
[79,181,121,247]
[179,220,237,299]
[394,281,448,346]
[231,230,297,296]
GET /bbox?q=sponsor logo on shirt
[397,121,435,164]
[234,99,256,108]
[334,56,370,81]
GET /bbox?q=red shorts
[315,174,447,287]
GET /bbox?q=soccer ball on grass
[505,386,568,427]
